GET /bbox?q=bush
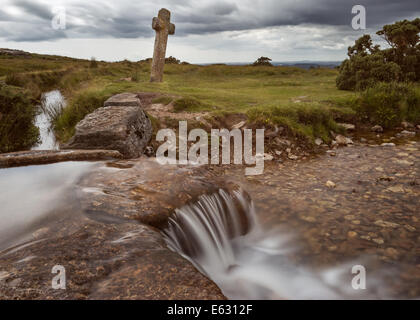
[252,57,273,66]
[354,82,420,128]
[165,56,181,64]
[337,18,420,91]
[247,103,341,142]
[90,57,98,68]
[0,85,39,152]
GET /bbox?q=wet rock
[374,220,400,228]
[384,248,399,260]
[338,123,355,131]
[232,121,246,129]
[371,125,383,133]
[264,153,274,161]
[400,130,416,137]
[325,180,336,188]
[274,138,291,146]
[103,93,141,107]
[0,215,225,300]
[79,159,229,228]
[64,105,152,158]
[394,159,414,166]
[381,143,395,147]
[372,238,384,245]
[0,150,123,168]
[335,135,353,146]
[401,121,414,129]
[274,150,282,156]
[347,231,358,238]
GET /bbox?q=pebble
[401,121,414,129]
[374,220,400,228]
[338,123,356,131]
[372,238,384,245]
[263,153,274,161]
[288,154,298,160]
[315,138,323,146]
[386,185,405,193]
[385,248,399,259]
[381,143,395,147]
[371,125,383,133]
[335,135,353,146]
[347,231,358,238]
[325,180,336,188]
[400,130,416,136]
[394,159,414,165]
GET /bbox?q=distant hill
[202,61,341,69]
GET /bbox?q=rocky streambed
[0,137,418,299]
[0,92,419,299]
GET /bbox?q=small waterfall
[163,189,386,299]
[32,90,65,151]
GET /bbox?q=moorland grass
[5,53,417,149]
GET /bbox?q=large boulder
[64,94,152,158]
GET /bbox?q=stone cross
[150,8,175,82]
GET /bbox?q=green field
[1,52,419,153]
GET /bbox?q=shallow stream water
[31,90,65,151]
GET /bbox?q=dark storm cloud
[0,0,418,41]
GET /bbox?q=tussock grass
[247,103,344,143]
[0,54,362,145]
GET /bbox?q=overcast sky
[0,0,419,63]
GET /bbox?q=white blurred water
[0,162,94,250]
[163,189,386,299]
[31,90,65,151]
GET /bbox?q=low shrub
[247,103,342,143]
[354,82,420,128]
[0,85,39,152]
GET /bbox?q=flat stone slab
[103,93,141,107]
[63,106,152,158]
[0,149,123,168]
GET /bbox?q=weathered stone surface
[335,134,353,146]
[150,8,175,82]
[103,93,141,107]
[64,106,152,158]
[371,125,384,133]
[0,149,122,168]
[0,160,226,300]
[0,213,224,299]
[78,158,230,228]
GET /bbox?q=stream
[31,90,65,151]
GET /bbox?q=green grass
[0,84,39,152]
[0,53,360,146]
